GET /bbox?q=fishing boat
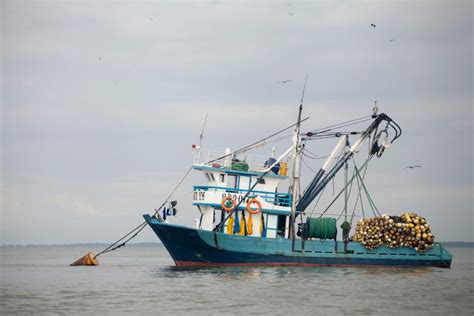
[143,102,452,268]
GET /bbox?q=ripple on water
[1,245,473,315]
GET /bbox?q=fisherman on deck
[341,221,351,253]
[162,200,178,223]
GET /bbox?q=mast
[289,75,307,247]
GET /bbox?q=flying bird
[389,39,397,42]
[277,80,293,83]
[405,165,422,169]
[370,24,376,28]
[289,13,295,16]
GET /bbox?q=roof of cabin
[192,164,288,179]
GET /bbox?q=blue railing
[193,185,292,207]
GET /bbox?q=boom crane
[296,113,402,215]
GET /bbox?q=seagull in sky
[370,24,376,28]
[289,13,295,16]
[405,165,422,169]
[389,39,397,42]
[277,80,293,83]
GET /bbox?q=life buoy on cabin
[221,196,236,212]
[246,199,262,214]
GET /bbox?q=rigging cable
[353,169,366,220]
[313,154,375,218]
[206,118,309,165]
[301,150,330,160]
[353,160,381,217]
[240,133,294,154]
[301,147,327,159]
[336,166,356,221]
[301,156,319,173]
[306,115,372,135]
[93,166,193,259]
[349,137,372,221]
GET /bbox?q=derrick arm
[296,113,401,215]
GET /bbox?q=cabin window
[265,214,278,238]
[277,215,287,238]
[219,174,225,183]
[239,175,250,190]
[228,175,238,188]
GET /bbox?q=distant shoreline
[1,241,473,247]
[0,242,163,247]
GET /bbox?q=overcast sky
[1,0,472,245]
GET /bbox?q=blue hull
[143,215,452,268]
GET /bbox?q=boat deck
[144,215,453,268]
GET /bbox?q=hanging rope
[353,161,381,217]
[93,222,148,258]
[301,156,319,173]
[206,118,309,165]
[313,154,374,219]
[350,157,369,223]
[305,115,372,135]
[353,171,366,220]
[309,185,327,214]
[93,166,193,259]
[336,166,356,221]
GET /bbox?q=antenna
[199,112,208,149]
[299,74,308,110]
[192,113,208,163]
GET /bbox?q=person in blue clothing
[162,200,178,222]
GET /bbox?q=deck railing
[193,185,292,207]
[193,149,271,172]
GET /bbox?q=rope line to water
[94,166,193,258]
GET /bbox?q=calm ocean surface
[1,244,472,315]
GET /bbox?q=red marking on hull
[174,261,440,268]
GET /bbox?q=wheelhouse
[192,150,292,239]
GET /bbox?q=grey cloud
[2,0,472,244]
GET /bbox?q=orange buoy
[246,198,262,214]
[70,252,99,266]
[221,196,236,212]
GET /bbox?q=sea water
[1,244,472,315]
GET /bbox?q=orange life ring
[246,198,261,214]
[221,196,236,212]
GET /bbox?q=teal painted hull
[144,215,452,268]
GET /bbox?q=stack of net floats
[353,213,435,252]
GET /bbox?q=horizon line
[1,241,474,247]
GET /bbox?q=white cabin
[192,149,292,239]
